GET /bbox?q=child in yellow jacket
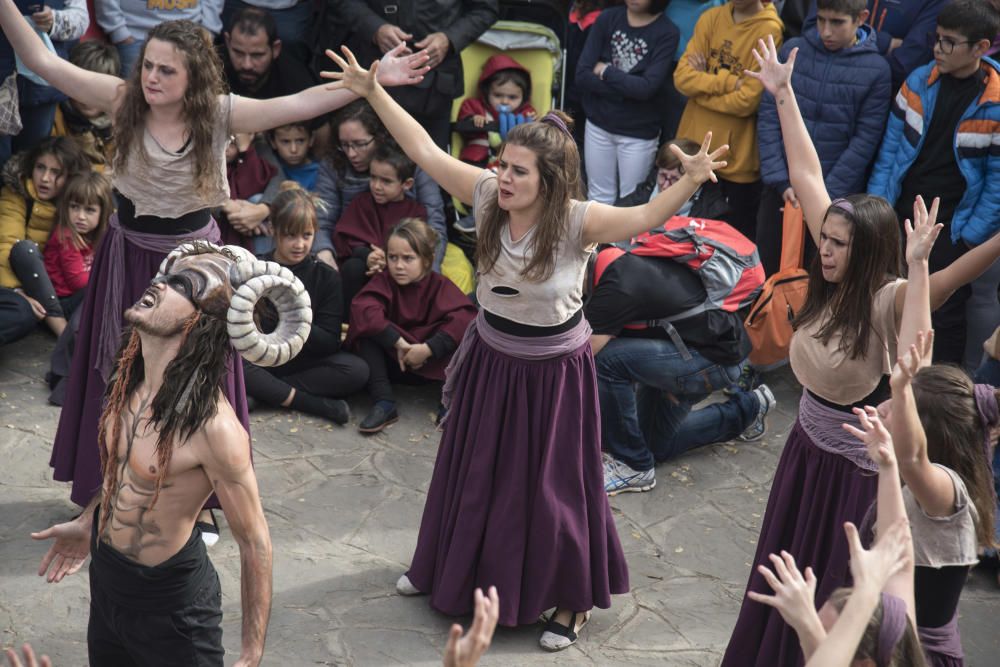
[673,0,783,239]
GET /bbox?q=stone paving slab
[2,331,999,666]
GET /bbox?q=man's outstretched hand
[32,518,90,583]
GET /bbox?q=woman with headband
[324,47,727,650]
[723,35,1000,666]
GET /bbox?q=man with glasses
[869,0,1000,366]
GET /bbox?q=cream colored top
[473,171,595,326]
[113,93,233,218]
[904,464,979,568]
[789,279,903,405]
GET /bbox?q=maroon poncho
[332,192,427,262]
[346,270,477,381]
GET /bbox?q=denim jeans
[116,39,145,78]
[596,337,758,472]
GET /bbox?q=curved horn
[155,241,226,279]
[226,267,312,367]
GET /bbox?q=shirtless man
[30,244,311,666]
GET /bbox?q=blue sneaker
[603,455,656,496]
[737,384,776,442]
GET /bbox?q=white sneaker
[738,384,777,442]
[395,574,422,596]
[603,456,656,496]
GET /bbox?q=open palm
[745,35,796,96]
[670,131,729,185]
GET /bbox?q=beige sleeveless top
[789,279,903,405]
[473,171,595,326]
[114,93,234,218]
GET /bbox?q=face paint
[153,247,247,318]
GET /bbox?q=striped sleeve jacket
[868,57,1000,246]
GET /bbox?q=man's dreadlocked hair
[97,312,233,531]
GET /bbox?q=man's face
[816,9,865,52]
[225,27,278,90]
[933,27,986,76]
[125,280,197,338]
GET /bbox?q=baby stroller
[449,19,564,235]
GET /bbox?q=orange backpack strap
[779,204,805,272]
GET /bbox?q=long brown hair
[793,195,902,359]
[476,110,584,282]
[911,365,998,547]
[54,171,114,251]
[825,588,927,667]
[112,20,226,199]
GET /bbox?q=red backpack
[595,216,765,323]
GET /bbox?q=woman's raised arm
[581,132,728,245]
[231,44,430,135]
[745,36,828,247]
[0,0,122,113]
[322,46,481,205]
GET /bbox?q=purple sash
[798,390,877,472]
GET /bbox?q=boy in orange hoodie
[455,54,537,169]
[673,0,783,239]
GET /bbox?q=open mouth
[137,287,158,309]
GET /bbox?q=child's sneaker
[738,384,776,442]
[603,455,656,496]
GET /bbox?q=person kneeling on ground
[588,244,775,495]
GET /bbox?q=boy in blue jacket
[755,0,891,274]
[868,0,1000,365]
[804,0,949,91]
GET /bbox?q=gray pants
[9,239,64,318]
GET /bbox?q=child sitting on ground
[455,54,537,169]
[333,142,427,309]
[42,171,113,317]
[51,41,120,171]
[345,219,477,434]
[1,136,90,337]
[244,183,369,423]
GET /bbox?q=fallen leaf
[674,547,684,553]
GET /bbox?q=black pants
[339,256,368,320]
[242,352,369,404]
[702,178,762,242]
[0,287,35,345]
[88,522,223,666]
[7,239,71,317]
[357,338,432,403]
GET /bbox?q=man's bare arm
[32,492,100,583]
[200,414,272,667]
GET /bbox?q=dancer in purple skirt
[0,2,429,517]
[325,47,727,651]
[721,35,1000,666]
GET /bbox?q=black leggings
[8,239,84,318]
[242,352,369,404]
[339,256,368,321]
[357,338,433,403]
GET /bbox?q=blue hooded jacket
[757,24,891,198]
[868,58,1000,246]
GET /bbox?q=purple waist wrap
[798,390,877,472]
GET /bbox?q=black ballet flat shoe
[539,610,591,651]
[359,404,399,434]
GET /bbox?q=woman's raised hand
[890,330,934,388]
[747,551,820,632]
[323,44,429,95]
[843,406,895,469]
[670,131,728,185]
[845,518,912,595]
[904,195,943,265]
[744,35,796,96]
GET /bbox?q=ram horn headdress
[155,241,312,367]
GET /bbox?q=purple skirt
[721,421,878,666]
[406,331,629,627]
[48,226,250,508]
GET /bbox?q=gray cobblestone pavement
[2,331,998,665]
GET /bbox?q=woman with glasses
[721,35,1000,666]
[313,100,448,273]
